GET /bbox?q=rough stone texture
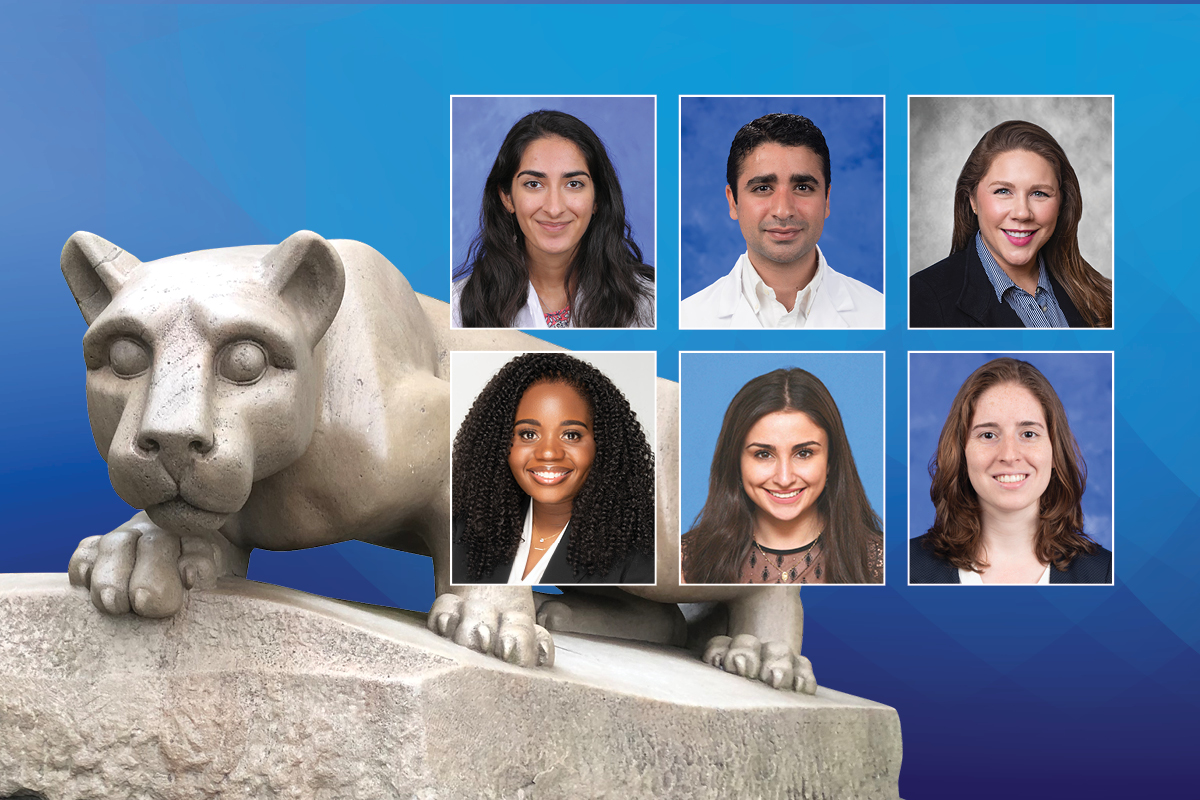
[0,575,901,800]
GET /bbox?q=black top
[451,513,655,585]
[910,246,1087,328]
[909,533,1113,584]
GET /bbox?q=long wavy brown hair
[923,357,1098,572]
[951,120,1112,328]
[682,368,882,584]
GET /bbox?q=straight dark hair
[454,110,654,328]
[951,120,1112,328]
[682,369,882,584]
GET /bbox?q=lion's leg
[700,587,817,694]
[535,587,687,647]
[424,494,553,668]
[68,511,250,618]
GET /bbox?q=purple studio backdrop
[451,95,656,281]
[908,352,1114,552]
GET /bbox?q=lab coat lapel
[805,269,851,329]
[724,257,764,328]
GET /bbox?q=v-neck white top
[507,503,570,585]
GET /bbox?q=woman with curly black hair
[451,352,656,584]
[452,110,655,329]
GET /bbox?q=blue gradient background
[680,95,885,299]
[0,4,1194,798]
[909,352,1114,553]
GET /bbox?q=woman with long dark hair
[452,110,655,329]
[451,353,656,584]
[910,358,1112,584]
[910,120,1112,328]
[682,368,883,584]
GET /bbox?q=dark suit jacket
[451,513,655,585]
[909,533,1113,584]
[910,247,1087,328]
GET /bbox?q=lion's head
[62,230,345,535]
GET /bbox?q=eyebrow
[743,172,821,189]
[987,179,1056,191]
[514,419,590,429]
[745,441,822,450]
[516,169,591,180]
[971,421,1046,431]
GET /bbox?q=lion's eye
[217,341,268,385]
[109,337,150,378]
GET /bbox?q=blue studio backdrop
[1,4,1195,798]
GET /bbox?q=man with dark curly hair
[451,352,656,584]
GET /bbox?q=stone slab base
[0,574,901,799]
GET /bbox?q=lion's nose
[136,359,216,471]
[137,430,214,456]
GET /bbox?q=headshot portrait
[680,352,884,585]
[451,96,656,330]
[908,96,1114,328]
[679,96,884,330]
[450,351,657,586]
[909,352,1114,585]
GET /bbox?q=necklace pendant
[781,569,791,582]
[538,538,545,543]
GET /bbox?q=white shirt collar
[507,502,569,585]
[736,248,827,329]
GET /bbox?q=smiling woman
[452,109,655,329]
[451,352,656,585]
[910,358,1113,585]
[910,119,1113,328]
[682,368,883,585]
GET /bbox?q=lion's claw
[70,511,241,619]
[427,592,555,668]
[703,633,817,694]
[68,535,101,588]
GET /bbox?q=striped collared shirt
[976,231,1069,328]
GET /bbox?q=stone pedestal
[0,574,901,799]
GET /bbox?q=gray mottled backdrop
[908,96,1113,278]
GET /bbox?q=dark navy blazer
[909,533,1113,584]
[910,247,1087,328]
[451,514,655,585]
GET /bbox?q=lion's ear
[61,232,142,325]
[258,231,346,346]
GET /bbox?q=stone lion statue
[62,230,815,693]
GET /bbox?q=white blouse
[958,565,1050,585]
[506,503,570,585]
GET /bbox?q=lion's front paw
[67,512,236,619]
[429,593,554,668]
[703,634,817,694]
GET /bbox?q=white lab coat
[679,249,884,330]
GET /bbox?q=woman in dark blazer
[451,353,655,585]
[910,120,1112,328]
[910,358,1112,585]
